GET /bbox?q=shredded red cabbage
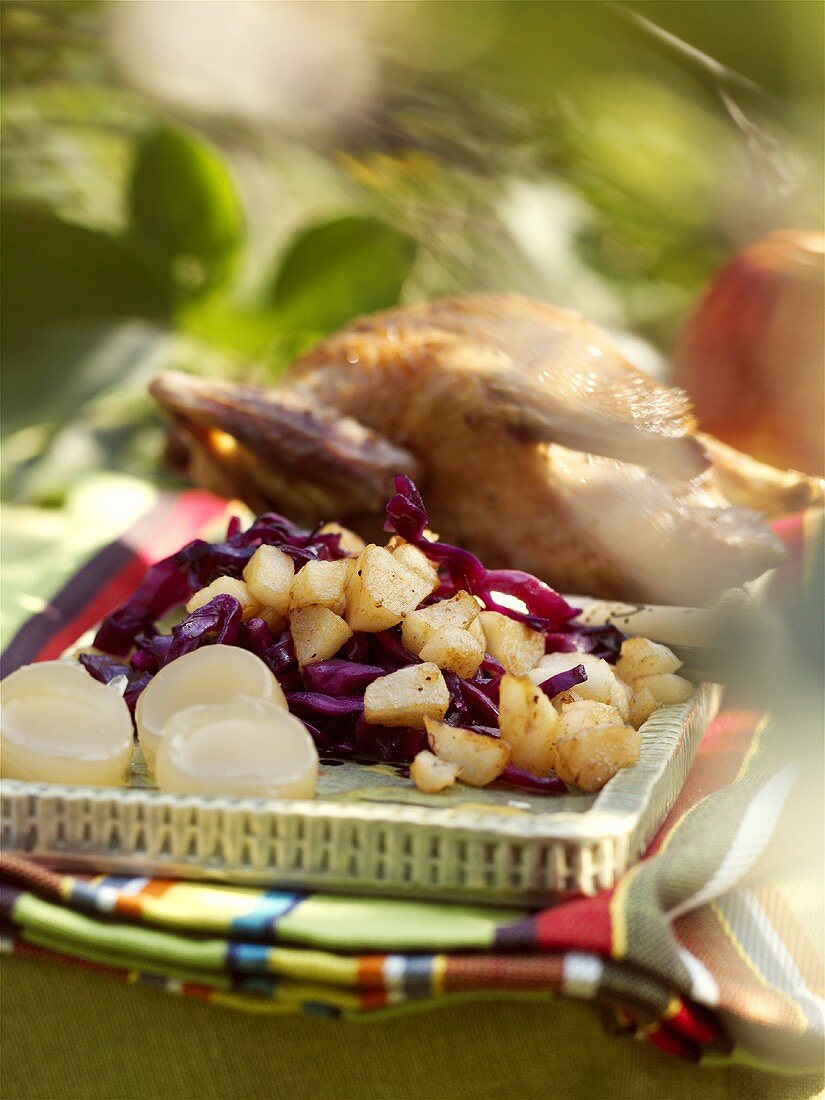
[81,476,629,792]
[384,475,578,633]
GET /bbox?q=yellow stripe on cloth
[608,863,643,961]
[711,901,808,1034]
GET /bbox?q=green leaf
[128,125,243,298]
[264,215,417,334]
[0,204,175,319]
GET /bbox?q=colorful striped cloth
[1,489,822,1074]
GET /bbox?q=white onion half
[155,698,318,799]
[1,661,133,787]
[136,645,286,771]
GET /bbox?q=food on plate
[363,663,449,727]
[0,661,132,786]
[135,644,286,769]
[155,699,318,799]
[552,723,642,794]
[149,293,822,604]
[423,718,511,788]
[409,750,461,794]
[71,475,695,796]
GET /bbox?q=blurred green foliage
[0,0,821,507]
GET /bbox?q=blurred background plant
[1,0,823,509]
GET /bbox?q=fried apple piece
[290,606,353,667]
[410,750,461,793]
[363,663,449,727]
[289,559,350,615]
[478,611,545,676]
[498,673,560,777]
[242,545,294,615]
[616,636,682,682]
[401,591,480,655]
[630,673,693,706]
[418,626,484,679]
[425,718,511,787]
[387,539,440,594]
[628,685,659,728]
[186,576,259,620]
[557,699,625,739]
[345,545,433,633]
[533,652,616,705]
[552,723,642,792]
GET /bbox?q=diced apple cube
[290,559,350,615]
[242,545,294,615]
[534,652,615,705]
[318,522,366,555]
[629,685,658,728]
[418,626,484,679]
[401,591,480,655]
[363,663,449,727]
[345,545,433,633]
[558,700,625,740]
[498,674,560,777]
[610,677,633,723]
[410,750,460,793]
[551,689,584,710]
[552,724,642,792]
[290,606,353,667]
[479,611,545,676]
[425,718,511,788]
[616,637,682,682]
[630,673,693,706]
[390,542,440,594]
[186,577,259,620]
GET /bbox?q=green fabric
[273,894,516,951]
[3,955,823,1100]
[0,475,158,647]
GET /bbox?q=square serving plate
[0,692,721,908]
[0,595,725,906]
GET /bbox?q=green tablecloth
[3,955,823,1100]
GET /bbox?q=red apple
[674,230,824,476]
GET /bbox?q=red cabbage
[500,765,567,794]
[384,475,578,633]
[285,692,365,718]
[539,664,588,699]
[78,654,151,715]
[82,475,623,788]
[165,594,243,662]
[302,660,385,696]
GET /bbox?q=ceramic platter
[0,678,721,907]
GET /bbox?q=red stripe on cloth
[11,939,130,981]
[644,710,761,858]
[181,982,215,1002]
[34,491,228,663]
[532,892,614,955]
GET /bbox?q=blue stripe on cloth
[67,881,107,912]
[230,890,302,940]
[134,971,170,989]
[401,955,436,997]
[97,876,140,890]
[0,883,24,918]
[233,974,279,997]
[226,942,272,974]
[302,1003,340,1018]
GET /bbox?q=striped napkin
[1,486,822,1073]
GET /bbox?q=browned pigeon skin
[149,293,818,604]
